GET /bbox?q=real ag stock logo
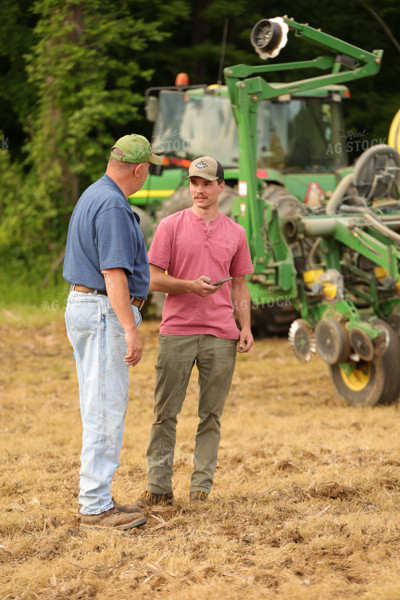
[326,130,387,155]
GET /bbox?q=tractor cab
[130,82,350,213]
[151,86,348,174]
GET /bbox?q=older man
[64,134,162,529]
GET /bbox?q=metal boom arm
[224,16,383,261]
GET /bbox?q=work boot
[77,499,143,516]
[189,491,208,503]
[113,500,143,513]
[80,507,147,530]
[136,490,174,508]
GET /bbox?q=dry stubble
[1,312,400,599]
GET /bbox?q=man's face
[189,176,224,210]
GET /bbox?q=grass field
[1,309,400,599]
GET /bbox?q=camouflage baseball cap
[110,134,163,165]
[184,156,224,181]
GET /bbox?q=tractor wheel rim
[340,362,371,391]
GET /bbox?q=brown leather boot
[136,490,174,508]
[77,499,143,517]
[113,500,143,513]
[80,507,146,530]
[189,491,208,503]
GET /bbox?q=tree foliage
[0,0,168,280]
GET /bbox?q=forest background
[0,0,399,305]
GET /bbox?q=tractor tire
[329,320,400,406]
[352,144,400,200]
[154,186,193,222]
[252,184,302,336]
[131,206,152,240]
[251,302,299,338]
[262,183,308,217]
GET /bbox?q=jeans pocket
[66,299,100,334]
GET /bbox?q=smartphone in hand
[212,277,233,286]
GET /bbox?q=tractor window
[151,90,239,166]
[151,90,347,172]
[257,98,347,172]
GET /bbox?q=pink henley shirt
[148,208,253,339]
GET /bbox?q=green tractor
[131,21,356,233]
[129,16,381,335]
[131,16,400,406]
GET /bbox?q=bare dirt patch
[1,315,400,599]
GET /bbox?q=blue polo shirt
[63,174,150,299]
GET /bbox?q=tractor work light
[250,17,289,59]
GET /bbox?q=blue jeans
[65,291,142,515]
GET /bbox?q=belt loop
[71,284,76,291]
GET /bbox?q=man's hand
[102,268,143,368]
[231,275,253,353]
[150,265,222,297]
[237,326,254,353]
[124,327,143,367]
[190,276,221,297]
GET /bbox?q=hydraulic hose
[364,211,400,245]
[337,204,400,245]
[325,173,354,215]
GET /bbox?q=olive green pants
[146,334,237,495]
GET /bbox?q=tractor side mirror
[149,163,164,176]
[145,96,159,122]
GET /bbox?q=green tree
[0,0,168,282]
[0,1,36,160]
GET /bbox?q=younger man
[138,156,254,505]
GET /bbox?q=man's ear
[132,163,143,178]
